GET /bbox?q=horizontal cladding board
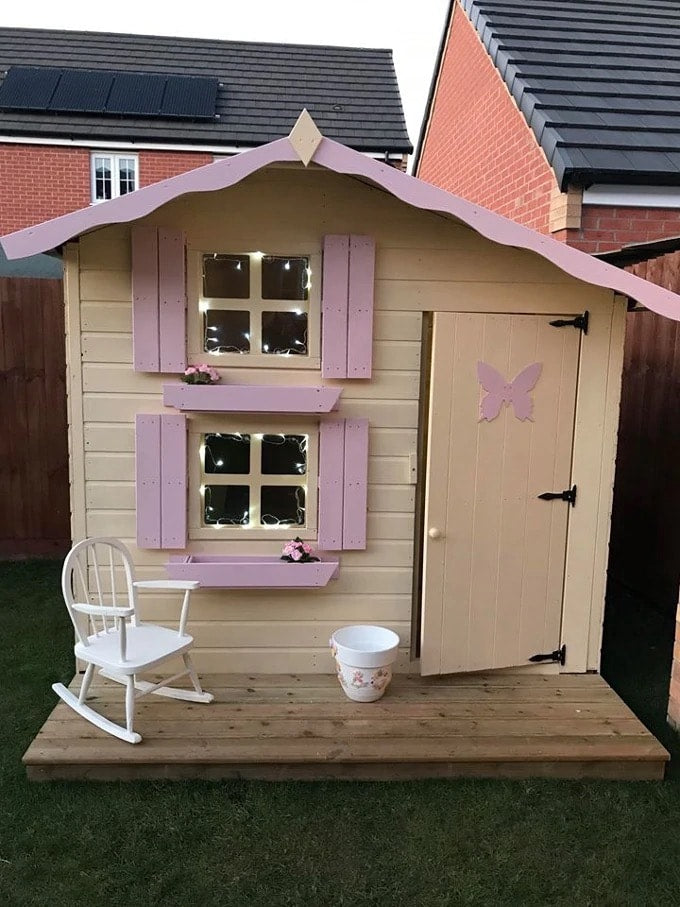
[86,510,414,541]
[86,481,412,517]
[81,304,420,342]
[83,424,417,455]
[172,648,415,674]
[82,397,419,428]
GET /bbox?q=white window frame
[189,416,318,541]
[90,152,139,203]
[188,249,322,370]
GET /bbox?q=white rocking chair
[54,537,213,744]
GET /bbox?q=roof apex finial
[288,109,323,166]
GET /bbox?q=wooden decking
[24,672,669,781]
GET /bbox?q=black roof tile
[0,27,411,153]
[460,0,680,186]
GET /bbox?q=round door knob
[428,527,443,540]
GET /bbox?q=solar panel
[49,69,114,113]
[0,66,218,120]
[0,66,61,110]
[161,76,218,119]
[106,72,166,115]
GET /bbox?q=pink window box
[166,554,339,588]
[163,383,341,413]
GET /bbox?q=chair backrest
[62,538,138,645]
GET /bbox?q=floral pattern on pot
[332,649,394,702]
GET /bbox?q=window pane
[205,309,250,353]
[203,254,250,298]
[118,157,136,195]
[261,434,307,475]
[261,486,306,526]
[262,256,309,300]
[204,485,249,525]
[204,433,250,474]
[261,311,308,355]
[94,156,112,201]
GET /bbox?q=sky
[1,0,450,154]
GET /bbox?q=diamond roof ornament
[288,109,323,166]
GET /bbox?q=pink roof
[3,134,680,320]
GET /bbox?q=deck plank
[24,672,669,781]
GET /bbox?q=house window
[189,250,321,369]
[190,418,318,539]
[91,153,138,202]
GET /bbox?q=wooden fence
[608,252,680,616]
[0,277,70,557]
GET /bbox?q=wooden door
[420,313,581,675]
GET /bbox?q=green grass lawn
[2,559,680,906]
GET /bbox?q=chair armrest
[72,603,134,618]
[133,580,200,591]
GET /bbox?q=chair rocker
[54,537,213,744]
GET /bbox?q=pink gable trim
[131,227,160,372]
[4,134,680,319]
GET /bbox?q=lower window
[190,419,318,539]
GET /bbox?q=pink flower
[290,549,303,561]
[185,366,197,375]
[209,368,220,382]
[301,543,313,554]
[198,364,210,372]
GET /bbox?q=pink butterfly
[477,361,543,422]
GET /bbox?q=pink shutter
[321,234,374,379]
[131,227,160,372]
[135,413,187,549]
[347,237,375,378]
[135,414,162,547]
[342,418,369,550]
[131,227,186,373]
[317,419,345,550]
[158,229,187,373]
[321,235,350,378]
[160,414,187,548]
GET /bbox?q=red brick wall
[417,0,558,233]
[0,145,214,234]
[555,205,680,254]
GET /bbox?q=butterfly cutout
[477,361,543,422]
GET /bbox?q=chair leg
[125,675,136,735]
[183,653,205,696]
[78,663,95,704]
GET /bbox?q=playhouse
[5,113,678,779]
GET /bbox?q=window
[91,153,138,202]
[189,250,321,369]
[189,418,318,539]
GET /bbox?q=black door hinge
[529,644,566,666]
[549,311,589,334]
[538,485,577,506]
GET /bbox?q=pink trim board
[166,555,339,588]
[163,383,341,412]
[3,133,680,320]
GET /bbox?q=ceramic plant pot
[330,625,400,702]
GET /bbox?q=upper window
[189,250,321,369]
[91,153,138,202]
[189,417,318,540]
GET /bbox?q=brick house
[0,27,412,236]
[414,0,680,731]
[0,26,411,558]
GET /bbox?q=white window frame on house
[187,249,322,370]
[90,152,139,203]
[189,416,319,541]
